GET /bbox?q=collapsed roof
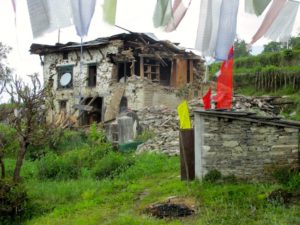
[30,32,200,59]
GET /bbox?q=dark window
[117,62,131,82]
[57,66,73,89]
[59,100,67,112]
[88,65,97,87]
[63,52,68,60]
[144,59,160,82]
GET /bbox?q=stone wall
[43,41,121,122]
[195,114,299,181]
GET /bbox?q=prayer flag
[165,0,191,32]
[177,100,191,129]
[103,0,117,25]
[202,88,211,110]
[251,0,286,44]
[215,47,233,109]
[153,0,173,28]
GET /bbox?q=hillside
[210,49,300,120]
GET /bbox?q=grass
[3,152,299,225]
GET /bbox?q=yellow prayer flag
[177,100,191,129]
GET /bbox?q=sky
[0,0,300,80]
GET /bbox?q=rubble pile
[136,106,180,156]
[233,95,293,116]
[134,95,292,155]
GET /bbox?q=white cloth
[26,0,50,38]
[195,0,212,53]
[27,0,72,38]
[264,1,299,42]
[215,0,239,60]
[205,0,222,57]
[71,0,96,37]
[48,0,72,30]
[251,0,287,44]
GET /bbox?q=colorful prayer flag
[215,47,233,109]
[177,100,192,129]
[202,88,211,110]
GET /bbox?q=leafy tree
[289,36,300,50]
[263,41,284,53]
[0,42,12,95]
[4,74,54,182]
[234,39,250,58]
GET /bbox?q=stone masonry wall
[196,115,299,181]
[43,41,122,122]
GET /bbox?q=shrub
[273,167,299,188]
[37,152,81,180]
[287,173,300,191]
[0,179,29,223]
[135,130,155,142]
[88,123,106,146]
[204,169,222,183]
[52,129,87,152]
[92,152,135,179]
[0,123,19,157]
[37,144,114,180]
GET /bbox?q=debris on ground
[136,106,179,156]
[267,189,300,205]
[146,197,196,219]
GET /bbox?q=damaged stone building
[30,32,203,126]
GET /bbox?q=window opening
[144,58,160,82]
[59,100,67,113]
[117,62,131,82]
[88,64,97,87]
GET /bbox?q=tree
[234,39,250,58]
[289,36,300,50]
[0,42,12,95]
[263,41,284,53]
[4,74,53,182]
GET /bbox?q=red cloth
[202,88,211,110]
[216,47,233,109]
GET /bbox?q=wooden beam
[73,104,93,111]
[140,56,144,79]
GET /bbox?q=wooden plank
[73,104,93,111]
[175,58,187,88]
[140,56,144,79]
[104,85,125,122]
[189,60,194,83]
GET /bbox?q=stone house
[30,32,203,126]
[194,110,300,181]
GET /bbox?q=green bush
[135,130,155,142]
[37,143,114,180]
[37,152,81,180]
[52,129,87,152]
[87,123,106,146]
[204,169,222,183]
[0,123,19,157]
[92,151,135,179]
[0,179,29,224]
[273,167,299,187]
[287,173,300,191]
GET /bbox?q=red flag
[202,88,211,110]
[216,47,233,109]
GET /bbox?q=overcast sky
[0,0,299,80]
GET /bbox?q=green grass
[3,152,299,225]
